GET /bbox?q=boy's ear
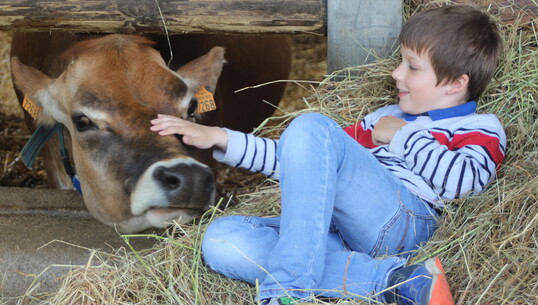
[447,74,469,95]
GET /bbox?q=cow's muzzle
[153,162,215,209]
[130,159,216,217]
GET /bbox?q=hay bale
[13,6,537,305]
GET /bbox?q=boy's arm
[343,104,402,148]
[213,129,280,179]
[388,115,506,199]
[343,120,377,148]
[150,114,280,179]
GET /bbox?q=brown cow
[11,33,291,233]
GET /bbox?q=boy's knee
[289,113,332,129]
[281,113,337,143]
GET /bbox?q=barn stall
[0,0,537,304]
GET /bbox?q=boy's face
[392,46,463,114]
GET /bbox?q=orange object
[195,87,217,113]
[22,95,41,119]
[427,257,455,305]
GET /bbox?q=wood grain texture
[0,0,325,34]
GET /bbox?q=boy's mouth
[398,90,410,97]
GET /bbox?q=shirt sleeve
[343,119,377,148]
[388,115,506,199]
[212,128,280,179]
[343,105,400,148]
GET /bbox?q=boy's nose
[392,63,404,81]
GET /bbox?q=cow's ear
[176,47,225,93]
[11,57,64,125]
[11,57,52,96]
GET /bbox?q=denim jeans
[202,113,439,302]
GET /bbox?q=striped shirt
[213,102,506,208]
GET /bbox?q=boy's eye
[408,65,418,71]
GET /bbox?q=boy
[150,5,505,305]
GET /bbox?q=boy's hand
[372,115,407,146]
[150,114,228,151]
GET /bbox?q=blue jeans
[202,113,438,302]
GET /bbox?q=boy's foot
[385,257,454,305]
[261,296,317,305]
[261,296,300,305]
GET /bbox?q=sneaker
[385,257,454,305]
[261,296,300,305]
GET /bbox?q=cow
[10,33,292,233]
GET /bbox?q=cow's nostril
[154,166,183,191]
[152,163,215,207]
[163,172,181,189]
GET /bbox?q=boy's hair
[399,5,502,101]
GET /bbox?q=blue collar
[403,101,477,121]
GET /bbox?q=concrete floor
[0,187,157,303]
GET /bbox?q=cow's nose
[153,163,215,206]
[155,166,184,191]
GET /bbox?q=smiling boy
[151,5,505,305]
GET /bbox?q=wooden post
[327,0,402,73]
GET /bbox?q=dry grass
[0,32,18,118]
[6,3,537,305]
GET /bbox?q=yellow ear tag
[22,95,41,120]
[195,87,217,113]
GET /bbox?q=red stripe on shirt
[431,131,504,165]
[344,123,377,148]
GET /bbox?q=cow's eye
[187,98,197,118]
[73,114,96,132]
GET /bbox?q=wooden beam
[0,0,325,34]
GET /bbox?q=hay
[12,5,538,305]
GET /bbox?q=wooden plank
[0,0,325,34]
[421,0,537,23]
[327,0,402,72]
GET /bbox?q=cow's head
[11,35,224,233]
